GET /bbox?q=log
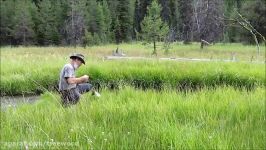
[201,39,211,49]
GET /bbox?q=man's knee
[78,83,93,94]
[60,89,80,106]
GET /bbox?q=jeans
[60,83,93,106]
[77,83,93,94]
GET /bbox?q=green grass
[1,42,265,60]
[1,87,265,149]
[1,43,265,149]
[1,43,265,95]
[1,58,265,96]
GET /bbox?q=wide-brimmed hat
[70,53,85,64]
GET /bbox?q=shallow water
[0,95,40,110]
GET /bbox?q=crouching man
[58,53,100,106]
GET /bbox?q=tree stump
[200,39,211,49]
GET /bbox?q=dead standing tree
[191,0,224,44]
[62,0,86,47]
[222,10,265,60]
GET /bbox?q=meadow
[1,87,265,149]
[1,43,265,96]
[0,42,265,149]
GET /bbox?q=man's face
[74,59,82,68]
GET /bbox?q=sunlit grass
[1,42,265,60]
[1,57,264,95]
[1,43,265,95]
[0,43,265,149]
[1,87,265,149]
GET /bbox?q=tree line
[0,0,265,46]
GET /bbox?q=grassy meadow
[1,87,265,149]
[1,43,265,96]
[0,42,265,149]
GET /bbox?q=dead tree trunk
[200,39,211,49]
[221,10,266,60]
[152,40,157,56]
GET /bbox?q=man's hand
[67,75,89,84]
[81,75,89,82]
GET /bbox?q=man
[59,53,100,106]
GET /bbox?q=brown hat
[70,53,85,64]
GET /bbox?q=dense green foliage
[140,1,169,55]
[0,0,265,46]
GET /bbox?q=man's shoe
[92,91,101,97]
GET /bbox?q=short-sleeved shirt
[59,64,76,91]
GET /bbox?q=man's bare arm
[67,75,89,84]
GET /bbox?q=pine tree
[114,16,122,44]
[110,0,134,43]
[51,0,65,44]
[63,0,86,46]
[158,0,170,23]
[0,0,262,46]
[168,0,180,41]
[37,0,61,45]
[178,0,193,44]
[13,0,36,45]
[133,0,152,40]
[141,0,169,55]
[86,0,99,35]
[102,0,112,43]
[0,0,15,45]
[84,0,107,45]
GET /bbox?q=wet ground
[0,95,40,110]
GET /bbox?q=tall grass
[1,44,265,149]
[1,44,265,95]
[1,87,265,149]
[1,59,264,96]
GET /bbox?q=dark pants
[60,83,93,106]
